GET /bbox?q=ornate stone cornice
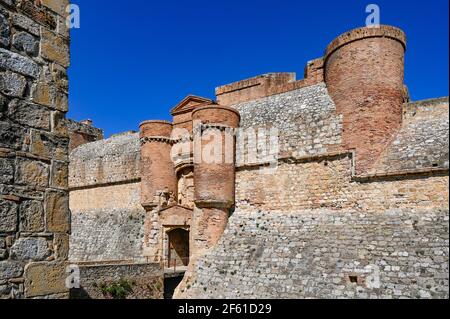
[140,136,174,146]
[192,123,235,136]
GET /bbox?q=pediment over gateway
[159,205,193,227]
[170,95,214,116]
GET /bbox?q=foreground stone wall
[1,0,71,299]
[177,208,449,299]
[70,262,163,299]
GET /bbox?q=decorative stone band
[324,25,407,62]
[141,124,237,145]
[140,135,196,146]
[202,123,235,131]
[140,136,174,146]
[172,135,194,144]
[192,124,238,137]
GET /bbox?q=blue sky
[68,0,449,137]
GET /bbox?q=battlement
[324,25,407,60]
[215,59,325,106]
[67,119,104,152]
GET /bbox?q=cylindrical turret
[192,105,240,208]
[324,25,407,174]
[140,120,177,210]
[191,104,240,251]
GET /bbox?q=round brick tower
[191,104,240,252]
[140,120,177,210]
[324,25,407,174]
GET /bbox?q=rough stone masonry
[1,0,71,299]
[1,3,448,300]
[67,25,448,299]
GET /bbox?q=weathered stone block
[0,200,17,232]
[12,31,39,56]
[54,90,68,112]
[7,99,51,130]
[0,121,26,150]
[17,0,56,30]
[53,233,69,260]
[0,242,5,257]
[10,237,50,261]
[51,111,69,137]
[0,0,15,8]
[50,160,68,189]
[45,190,70,233]
[0,282,11,297]
[0,184,44,201]
[0,237,6,258]
[0,261,23,280]
[56,14,69,39]
[0,93,7,112]
[0,71,27,97]
[41,0,70,17]
[31,79,54,108]
[15,157,49,188]
[4,236,13,247]
[0,157,14,184]
[24,262,68,297]
[0,12,10,47]
[51,63,68,92]
[0,48,40,78]
[40,29,69,68]
[19,200,45,232]
[12,14,40,37]
[29,129,69,161]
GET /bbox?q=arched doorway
[167,228,190,267]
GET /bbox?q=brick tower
[191,105,240,254]
[324,25,408,174]
[140,120,177,210]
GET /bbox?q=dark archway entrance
[164,275,184,299]
[167,228,190,267]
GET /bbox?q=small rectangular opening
[349,276,358,283]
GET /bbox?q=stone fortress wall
[6,20,444,299]
[180,208,448,299]
[1,0,72,299]
[173,26,449,299]
[179,91,448,298]
[68,131,146,262]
